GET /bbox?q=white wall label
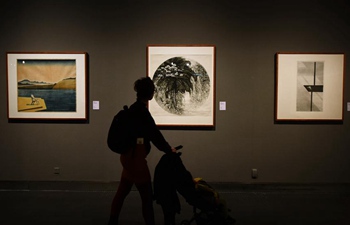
[219,101,226,111]
[93,101,100,110]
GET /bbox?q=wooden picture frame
[147,45,216,129]
[275,52,345,122]
[6,52,88,122]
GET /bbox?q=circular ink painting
[152,57,210,115]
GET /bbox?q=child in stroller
[153,149,235,225]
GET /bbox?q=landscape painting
[7,53,88,120]
[17,59,77,112]
[147,45,215,128]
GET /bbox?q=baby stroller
[153,149,236,225]
[181,177,236,225]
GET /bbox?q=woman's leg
[108,170,133,225]
[135,181,155,225]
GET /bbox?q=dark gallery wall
[0,0,349,184]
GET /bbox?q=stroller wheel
[180,220,190,225]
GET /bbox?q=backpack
[107,105,135,154]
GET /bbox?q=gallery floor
[1,181,349,225]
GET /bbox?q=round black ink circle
[152,57,210,115]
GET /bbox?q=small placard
[219,101,226,111]
[93,101,99,110]
[347,102,350,111]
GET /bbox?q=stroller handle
[175,145,183,150]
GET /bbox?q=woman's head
[134,77,155,100]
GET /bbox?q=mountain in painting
[53,77,76,90]
[18,77,76,90]
[18,79,55,89]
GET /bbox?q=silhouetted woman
[108,77,176,225]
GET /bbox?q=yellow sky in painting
[17,61,76,83]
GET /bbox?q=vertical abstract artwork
[7,52,88,121]
[275,53,344,122]
[147,46,215,128]
[296,61,324,112]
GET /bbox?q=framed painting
[275,52,345,122]
[147,45,216,128]
[6,52,88,121]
